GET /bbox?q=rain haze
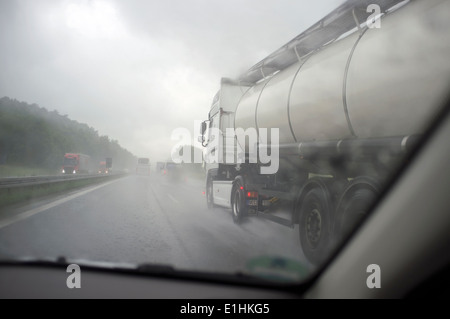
[0,0,344,162]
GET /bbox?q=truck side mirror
[200,121,207,135]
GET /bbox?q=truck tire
[298,183,333,265]
[334,177,379,241]
[231,179,247,224]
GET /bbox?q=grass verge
[0,174,123,209]
[0,165,59,178]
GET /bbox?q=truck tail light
[247,191,258,198]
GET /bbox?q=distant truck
[98,157,113,174]
[98,161,108,174]
[106,157,113,171]
[161,161,180,181]
[62,153,90,174]
[136,158,151,175]
[156,162,165,173]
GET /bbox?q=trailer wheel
[231,180,246,224]
[298,183,332,265]
[334,177,379,240]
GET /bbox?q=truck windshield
[0,0,449,286]
[166,163,177,169]
[138,159,149,165]
[63,158,77,166]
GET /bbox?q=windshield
[165,162,177,170]
[137,158,150,165]
[0,0,449,285]
[63,158,77,166]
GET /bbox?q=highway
[0,174,310,276]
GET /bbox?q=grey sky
[0,0,344,162]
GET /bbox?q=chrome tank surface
[234,0,450,152]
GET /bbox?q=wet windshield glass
[0,0,449,284]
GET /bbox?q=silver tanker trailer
[199,0,450,264]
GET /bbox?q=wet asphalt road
[0,174,309,275]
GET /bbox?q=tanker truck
[199,0,450,264]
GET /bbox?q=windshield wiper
[0,256,308,289]
[0,256,176,273]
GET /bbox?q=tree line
[0,97,137,172]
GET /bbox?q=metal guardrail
[0,173,126,189]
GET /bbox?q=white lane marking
[0,179,121,229]
[167,194,179,204]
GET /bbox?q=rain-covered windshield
[0,0,449,284]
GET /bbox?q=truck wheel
[334,177,379,241]
[298,184,332,265]
[231,180,246,224]
[206,176,216,210]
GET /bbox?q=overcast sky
[0,0,344,162]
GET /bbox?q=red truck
[98,161,108,174]
[62,153,90,174]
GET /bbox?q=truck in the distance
[98,157,112,174]
[62,153,91,174]
[156,162,165,174]
[98,161,108,174]
[161,161,181,182]
[198,0,450,264]
[136,158,151,175]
